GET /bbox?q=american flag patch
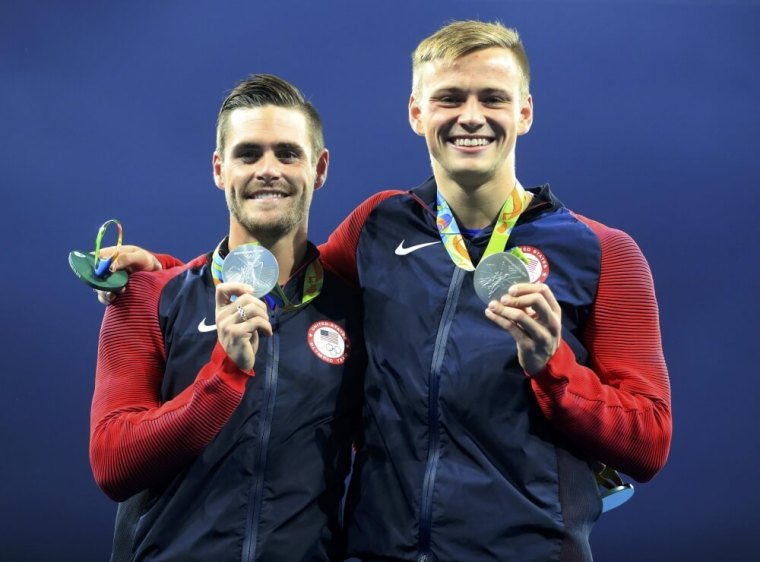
[320,329,339,344]
[308,321,350,365]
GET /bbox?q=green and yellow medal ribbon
[435,184,532,271]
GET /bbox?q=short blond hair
[412,20,530,99]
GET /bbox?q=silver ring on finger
[237,304,247,320]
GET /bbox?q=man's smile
[245,189,290,200]
[449,136,494,148]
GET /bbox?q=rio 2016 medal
[473,252,530,304]
[222,244,279,296]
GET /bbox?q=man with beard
[89,74,364,562]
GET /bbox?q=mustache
[241,180,290,197]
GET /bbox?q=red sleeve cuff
[197,342,255,394]
[528,340,575,398]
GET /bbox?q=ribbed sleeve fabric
[319,190,402,287]
[89,264,253,501]
[530,215,672,482]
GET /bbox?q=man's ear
[517,94,534,136]
[408,94,425,136]
[313,148,330,190]
[212,151,225,190]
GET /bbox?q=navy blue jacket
[92,242,365,562]
[321,178,670,562]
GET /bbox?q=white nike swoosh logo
[197,318,217,333]
[394,240,441,256]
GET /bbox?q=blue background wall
[2,1,758,560]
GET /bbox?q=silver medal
[473,252,530,304]
[222,243,279,296]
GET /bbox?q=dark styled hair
[215,73,324,159]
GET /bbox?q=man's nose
[458,97,486,129]
[255,151,281,183]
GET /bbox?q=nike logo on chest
[394,240,441,256]
[197,318,216,333]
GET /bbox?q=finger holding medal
[98,244,163,274]
[484,282,562,376]
[93,244,164,304]
[215,282,273,372]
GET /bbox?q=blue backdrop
[2,1,759,560]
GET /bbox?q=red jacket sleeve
[530,216,672,482]
[153,252,184,269]
[319,190,402,286]
[89,267,253,501]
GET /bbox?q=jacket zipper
[242,309,280,562]
[417,267,466,561]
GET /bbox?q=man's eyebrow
[430,87,465,95]
[430,87,511,96]
[231,142,261,154]
[230,141,305,154]
[274,142,305,154]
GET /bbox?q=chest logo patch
[307,321,351,365]
[197,318,217,333]
[518,246,550,283]
[395,240,440,256]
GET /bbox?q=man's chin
[247,222,290,241]
[234,213,290,241]
[446,167,494,188]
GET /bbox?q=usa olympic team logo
[518,246,550,283]
[307,321,350,365]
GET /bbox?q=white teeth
[251,192,285,199]
[453,138,490,147]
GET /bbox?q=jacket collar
[408,175,564,225]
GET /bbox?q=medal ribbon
[211,238,323,312]
[93,219,123,277]
[435,184,533,271]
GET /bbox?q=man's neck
[435,174,518,230]
[229,227,308,285]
